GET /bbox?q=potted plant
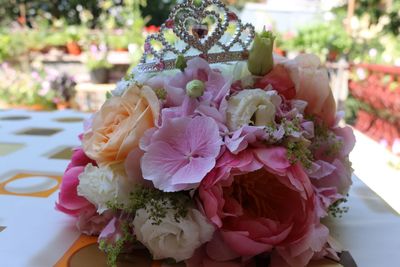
[66,26,82,55]
[86,44,112,84]
[50,73,77,109]
[107,32,130,52]
[44,31,68,52]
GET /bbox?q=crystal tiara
[136,0,255,73]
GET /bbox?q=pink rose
[56,148,96,216]
[281,54,336,126]
[56,147,112,235]
[255,64,296,100]
[198,148,329,267]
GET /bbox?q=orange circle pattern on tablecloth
[0,173,61,197]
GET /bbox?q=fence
[348,63,400,152]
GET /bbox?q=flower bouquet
[56,1,355,266]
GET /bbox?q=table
[0,109,399,267]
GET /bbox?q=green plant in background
[344,95,362,125]
[25,29,46,51]
[85,43,112,71]
[0,30,30,62]
[107,33,130,51]
[330,0,400,65]
[0,33,12,62]
[140,0,176,26]
[44,31,68,48]
[65,25,86,43]
[0,64,56,109]
[86,58,112,70]
[349,0,400,35]
[282,20,352,61]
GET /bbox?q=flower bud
[247,30,275,76]
[175,54,187,72]
[186,79,205,98]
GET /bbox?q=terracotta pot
[8,104,51,111]
[66,42,82,55]
[56,101,71,110]
[39,46,52,54]
[115,47,129,52]
[274,48,287,57]
[327,50,339,62]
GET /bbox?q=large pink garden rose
[197,148,329,267]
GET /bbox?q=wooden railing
[349,63,400,150]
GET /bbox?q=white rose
[227,89,282,131]
[133,207,215,262]
[77,164,133,214]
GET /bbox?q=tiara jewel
[136,0,255,73]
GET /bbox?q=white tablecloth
[0,109,399,267]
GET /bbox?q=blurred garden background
[0,0,399,161]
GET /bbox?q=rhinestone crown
[136,0,255,73]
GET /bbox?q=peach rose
[83,84,160,165]
[282,54,336,126]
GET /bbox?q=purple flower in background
[31,71,41,81]
[90,44,99,54]
[45,67,59,81]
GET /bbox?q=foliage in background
[282,1,400,65]
[0,0,147,65]
[0,0,145,28]
[282,19,352,61]
[350,0,400,35]
[0,63,56,109]
[85,44,112,70]
[140,0,177,26]
[0,63,78,108]
[139,0,261,26]
[334,0,400,65]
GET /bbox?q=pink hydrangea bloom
[165,57,231,109]
[141,116,223,191]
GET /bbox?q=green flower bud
[247,30,275,76]
[175,54,187,72]
[186,80,205,98]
